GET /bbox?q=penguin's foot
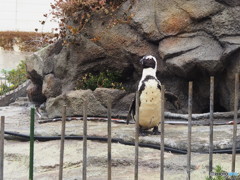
[152,126,161,135]
[139,126,150,136]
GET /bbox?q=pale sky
[0,0,58,32]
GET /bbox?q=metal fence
[0,74,239,180]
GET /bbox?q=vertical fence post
[209,77,214,176]
[59,105,67,180]
[160,85,165,180]
[29,107,35,180]
[187,82,193,180]
[0,116,5,180]
[135,91,140,180]
[107,99,112,180]
[232,73,239,173]
[83,100,87,180]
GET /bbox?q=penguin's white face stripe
[140,55,157,71]
[138,55,159,91]
[144,55,157,64]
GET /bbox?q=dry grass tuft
[0,31,54,52]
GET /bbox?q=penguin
[127,55,180,135]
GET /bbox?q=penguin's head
[140,55,157,69]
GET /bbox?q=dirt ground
[1,105,240,180]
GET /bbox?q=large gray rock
[93,88,127,108]
[46,90,107,118]
[26,44,56,78]
[42,74,62,98]
[130,0,191,41]
[179,0,224,20]
[211,7,240,36]
[113,93,135,114]
[159,32,223,77]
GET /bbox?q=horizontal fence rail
[0,74,239,179]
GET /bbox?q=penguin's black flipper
[127,94,136,124]
[165,91,180,109]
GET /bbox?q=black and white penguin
[127,55,180,135]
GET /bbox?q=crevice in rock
[78,57,106,67]
[182,29,225,49]
[164,46,201,61]
[219,33,240,38]
[215,0,240,7]
[48,40,63,56]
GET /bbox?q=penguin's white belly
[139,80,161,129]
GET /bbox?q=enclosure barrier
[160,86,165,180]
[59,105,66,180]
[0,74,239,180]
[29,108,35,180]
[187,82,192,180]
[135,91,139,180]
[0,116,4,180]
[83,100,87,180]
[209,76,214,176]
[232,73,239,173]
[107,98,112,180]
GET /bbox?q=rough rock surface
[46,89,107,118]
[26,0,240,115]
[159,32,224,77]
[45,88,132,118]
[93,88,127,108]
[42,73,62,98]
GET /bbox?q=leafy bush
[75,70,125,91]
[0,84,14,96]
[0,60,27,95]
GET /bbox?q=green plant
[206,165,240,180]
[0,60,27,95]
[75,70,125,91]
[0,84,14,96]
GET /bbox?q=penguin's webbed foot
[139,126,150,136]
[152,126,161,135]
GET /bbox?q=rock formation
[26,0,240,117]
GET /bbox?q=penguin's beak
[140,57,144,65]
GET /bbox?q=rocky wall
[26,0,240,116]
